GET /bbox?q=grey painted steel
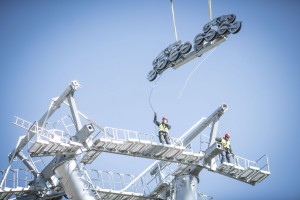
[41,124,95,180]
[16,152,38,176]
[173,105,226,199]
[204,142,223,162]
[182,104,227,146]
[41,154,75,180]
[172,37,226,70]
[175,174,198,200]
[67,94,83,132]
[207,119,220,170]
[1,80,80,188]
[9,81,80,161]
[208,119,219,146]
[74,123,95,147]
[123,105,227,193]
[54,159,96,200]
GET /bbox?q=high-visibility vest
[221,138,230,150]
[158,123,169,133]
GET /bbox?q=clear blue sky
[0,0,299,199]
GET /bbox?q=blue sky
[0,0,300,199]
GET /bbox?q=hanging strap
[170,0,178,41]
[208,0,213,22]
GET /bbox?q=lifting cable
[170,0,178,41]
[148,74,163,135]
[149,73,163,113]
[208,0,213,22]
[177,46,218,101]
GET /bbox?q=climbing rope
[177,46,218,101]
[170,0,178,41]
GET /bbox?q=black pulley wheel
[152,58,158,66]
[204,29,217,42]
[212,17,221,26]
[194,43,203,52]
[218,15,227,23]
[169,49,180,62]
[147,69,157,82]
[194,33,205,46]
[180,42,192,54]
[229,21,242,34]
[203,23,211,33]
[157,58,168,71]
[226,14,236,24]
[218,22,229,35]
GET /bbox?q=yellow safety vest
[158,123,169,133]
[221,138,230,150]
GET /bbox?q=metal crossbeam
[9,81,80,161]
[172,37,226,70]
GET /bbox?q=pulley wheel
[157,58,168,71]
[212,17,220,26]
[180,42,192,55]
[204,29,217,42]
[194,33,205,46]
[229,21,242,34]
[194,43,203,52]
[203,23,211,33]
[152,58,158,66]
[218,22,229,35]
[169,49,180,62]
[147,70,157,82]
[226,14,236,24]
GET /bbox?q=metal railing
[145,163,174,194]
[99,127,184,146]
[255,154,270,171]
[214,152,270,175]
[87,169,144,193]
[14,116,75,146]
[0,168,34,189]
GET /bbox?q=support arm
[9,81,80,162]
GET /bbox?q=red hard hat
[225,133,230,138]
[162,116,168,120]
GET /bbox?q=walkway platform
[216,158,270,185]
[93,188,161,200]
[81,137,204,165]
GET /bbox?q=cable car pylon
[0,81,270,200]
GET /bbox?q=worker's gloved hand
[154,112,157,118]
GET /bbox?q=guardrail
[99,127,184,146]
[87,169,145,193]
[0,168,34,189]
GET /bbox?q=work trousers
[159,131,171,144]
[221,151,234,164]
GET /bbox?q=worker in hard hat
[216,133,234,164]
[154,112,171,144]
